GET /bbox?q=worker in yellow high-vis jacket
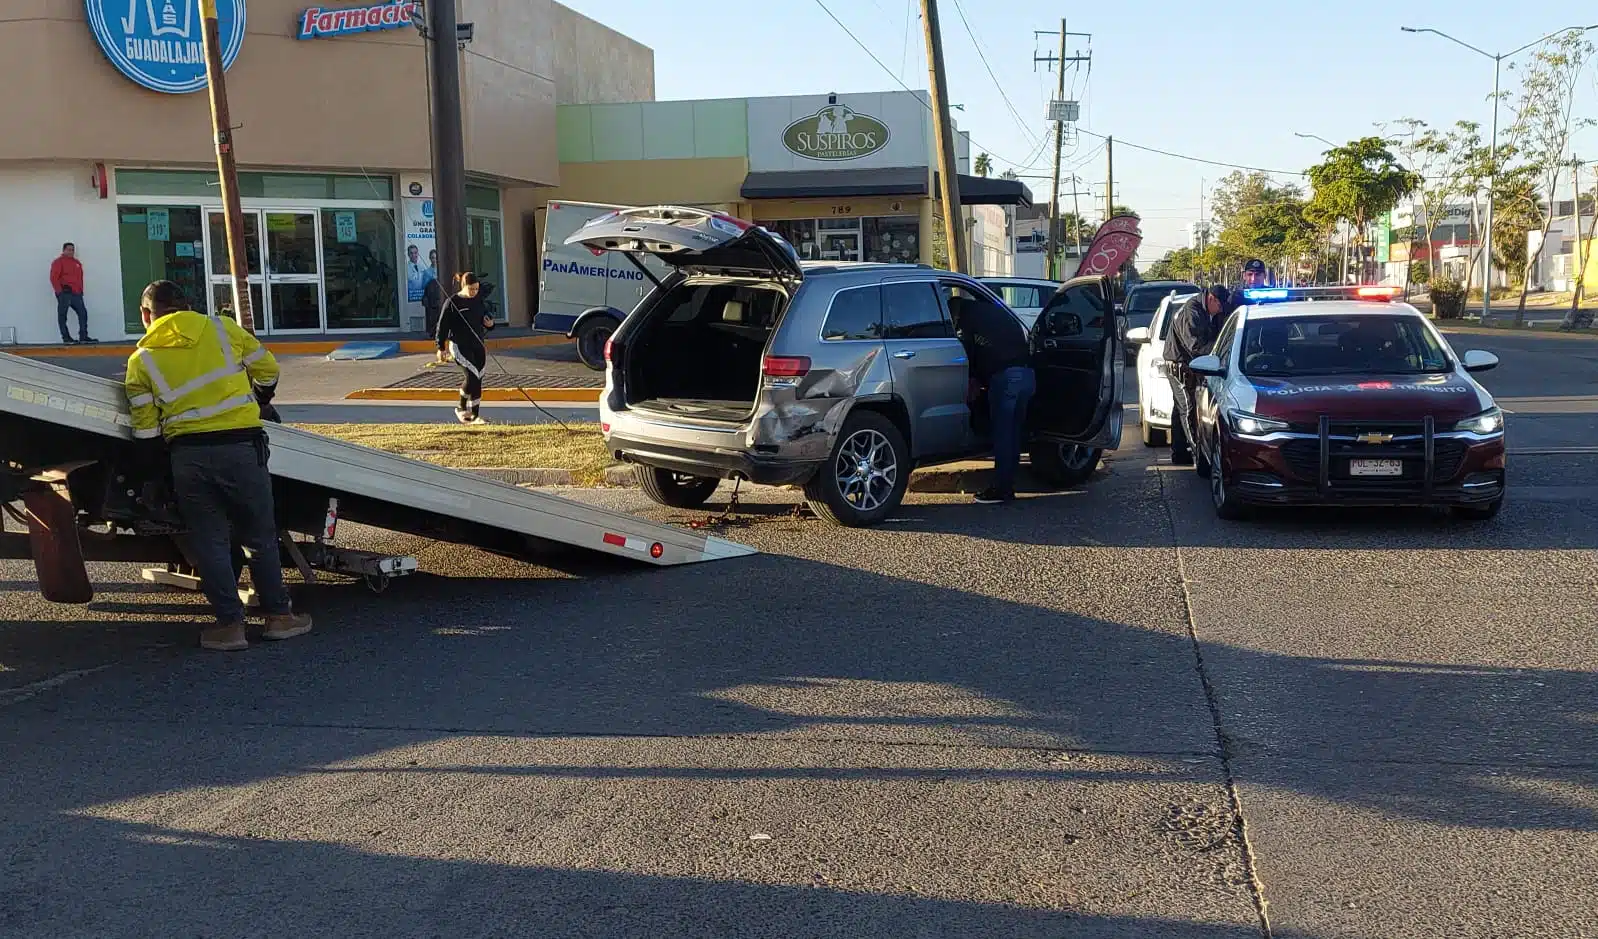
[124,281,313,652]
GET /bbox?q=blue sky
[561,0,1597,260]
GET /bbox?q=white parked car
[1126,291,1196,446]
[979,277,1061,330]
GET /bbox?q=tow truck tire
[574,316,619,371]
[637,466,719,509]
[1030,442,1102,489]
[805,411,909,527]
[1454,497,1503,522]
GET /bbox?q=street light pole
[1401,23,1598,320]
[1485,54,1500,319]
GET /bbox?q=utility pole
[198,0,252,332]
[1046,20,1067,280]
[1035,22,1091,280]
[428,0,470,287]
[921,0,967,272]
[1068,177,1088,261]
[1105,136,1114,219]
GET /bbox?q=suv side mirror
[1125,326,1150,344]
[1188,354,1224,377]
[1461,349,1499,373]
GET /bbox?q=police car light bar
[1242,286,1403,303]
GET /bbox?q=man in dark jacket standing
[952,290,1034,504]
[1164,285,1229,465]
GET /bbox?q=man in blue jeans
[951,291,1035,504]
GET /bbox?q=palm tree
[974,153,992,178]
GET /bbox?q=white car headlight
[1228,410,1290,437]
[1454,406,1504,435]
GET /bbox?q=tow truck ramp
[0,352,754,603]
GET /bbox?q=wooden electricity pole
[198,0,253,332]
[1034,22,1090,279]
[1106,136,1115,221]
[1047,21,1067,280]
[920,0,968,273]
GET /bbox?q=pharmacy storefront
[111,170,506,336]
[0,0,647,344]
[547,90,1029,271]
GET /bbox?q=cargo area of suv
[619,279,790,424]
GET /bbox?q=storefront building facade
[545,90,1029,274]
[0,0,651,344]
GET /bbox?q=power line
[949,0,1041,146]
[811,0,1033,168]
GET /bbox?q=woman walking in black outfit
[434,272,494,424]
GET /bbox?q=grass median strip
[292,423,613,486]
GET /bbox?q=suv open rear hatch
[566,206,804,281]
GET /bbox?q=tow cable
[685,479,811,530]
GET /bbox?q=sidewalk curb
[5,333,572,359]
[345,387,602,403]
[467,467,580,487]
[600,463,997,493]
[1438,324,1598,340]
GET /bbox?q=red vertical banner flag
[1073,215,1144,279]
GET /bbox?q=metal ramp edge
[0,352,755,566]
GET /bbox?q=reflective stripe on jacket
[124,311,280,441]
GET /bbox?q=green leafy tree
[1306,137,1422,284]
[1381,118,1482,282]
[1498,30,1594,322]
[974,152,993,178]
[1146,247,1200,282]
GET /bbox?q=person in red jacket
[49,243,96,344]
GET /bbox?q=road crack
[1156,464,1275,938]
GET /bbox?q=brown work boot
[262,611,313,642]
[200,622,249,652]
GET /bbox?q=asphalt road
[1,332,1595,937]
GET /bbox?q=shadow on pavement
[3,444,1596,934]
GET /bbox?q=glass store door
[206,210,325,333]
[263,212,323,332]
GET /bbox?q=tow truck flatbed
[0,352,753,603]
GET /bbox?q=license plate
[1350,459,1404,477]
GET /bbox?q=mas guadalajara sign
[86,0,246,94]
[782,100,891,162]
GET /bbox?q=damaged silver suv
[570,206,1123,527]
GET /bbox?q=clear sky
[560,0,1597,262]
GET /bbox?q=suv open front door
[565,206,803,280]
[1028,274,1123,450]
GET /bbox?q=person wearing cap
[1163,284,1230,465]
[123,281,313,652]
[1229,258,1268,313]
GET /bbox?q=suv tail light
[762,355,811,378]
[603,337,614,363]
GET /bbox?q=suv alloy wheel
[805,411,909,527]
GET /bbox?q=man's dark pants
[1168,372,1197,459]
[56,291,88,341]
[169,436,292,625]
[989,365,1037,495]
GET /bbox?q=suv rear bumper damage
[608,434,822,487]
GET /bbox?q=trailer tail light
[650,542,664,559]
[762,355,811,378]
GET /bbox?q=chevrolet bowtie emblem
[1356,432,1394,444]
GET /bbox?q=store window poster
[146,208,170,242]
